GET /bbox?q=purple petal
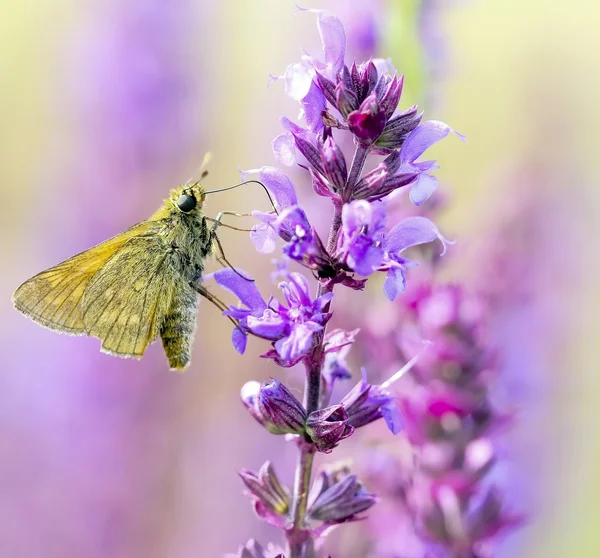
[316,11,346,73]
[272,133,296,166]
[386,216,452,255]
[348,242,384,276]
[213,268,267,312]
[381,399,404,434]
[250,220,278,253]
[247,309,288,340]
[284,61,314,100]
[286,272,312,306]
[400,120,461,164]
[383,266,407,301]
[300,81,326,133]
[275,322,321,361]
[409,173,439,206]
[232,327,248,354]
[256,166,298,209]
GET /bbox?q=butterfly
[12,179,234,371]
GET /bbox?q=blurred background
[0,0,598,556]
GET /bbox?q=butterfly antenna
[205,180,278,215]
[184,152,213,186]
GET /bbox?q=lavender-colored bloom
[273,206,331,271]
[246,166,299,253]
[335,205,451,298]
[305,405,354,453]
[307,474,376,523]
[241,379,306,435]
[274,9,458,207]
[382,216,453,301]
[239,461,290,528]
[214,268,333,365]
[395,120,465,205]
[337,200,387,275]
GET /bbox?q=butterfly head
[170,183,206,214]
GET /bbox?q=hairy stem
[343,144,369,202]
[287,145,368,555]
[290,444,315,527]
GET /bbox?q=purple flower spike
[306,405,354,453]
[239,461,290,522]
[257,378,307,435]
[338,200,387,276]
[307,473,376,523]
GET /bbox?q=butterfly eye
[176,194,197,212]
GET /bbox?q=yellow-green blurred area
[0,1,598,557]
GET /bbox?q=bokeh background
[1,1,598,556]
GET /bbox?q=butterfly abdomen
[160,285,198,371]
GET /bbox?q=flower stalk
[222,8,462,556]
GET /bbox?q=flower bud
[347,94,387,145]
[375,105,422,150]
[335,80,359,118]
[259,378,307,434]
[321,135,348,192]
[239,461,290,517]
[340,377,391,429]
[241,379,306,435]
[378,73,404,120]
[307,473,376,523]
[306,405,354,453]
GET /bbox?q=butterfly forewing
[12,220,166,340]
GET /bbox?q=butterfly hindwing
[12,221,164,334]
[82,235,176,359]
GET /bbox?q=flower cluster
[360,283,521,556]
[217,9,461,556]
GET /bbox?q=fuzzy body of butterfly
[12,174,258,371]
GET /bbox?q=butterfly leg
[191,283,243,330]
[205,213,253,232]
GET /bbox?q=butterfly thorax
[148,184,213,283]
